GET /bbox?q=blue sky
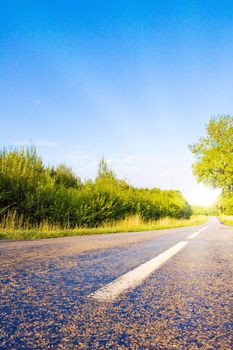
[1,0,232,204]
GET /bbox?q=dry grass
[0,214,208,240]
[219,215,233,226]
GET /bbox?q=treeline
[191,205,219,216]
[0,147,192,229]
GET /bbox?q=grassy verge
[219,215,233,226]
[0,215,208,240]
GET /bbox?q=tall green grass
[0,215,208,240]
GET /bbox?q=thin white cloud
[66,148,93,163]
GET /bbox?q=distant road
[0,217,232,349]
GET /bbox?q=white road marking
[89,241,188,302]
[188,225,211,239]
[188,231,201,239]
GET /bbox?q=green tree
[0,146,47,212]
[189,115,233,191]
[50,164,82,188]
[218,192,233,215]
[97,158,116,180]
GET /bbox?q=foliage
[0,147,192,231]
[50,164,82,188]
[217,191,233,215]
[0,215,207,240]
[97,157,116,179]
[190,115,233,190]
[190,115,233,215]
[191,205,219,216]
[0,146,49,215]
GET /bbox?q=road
[0,217,232,349]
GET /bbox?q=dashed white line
[90,224,213,302]
[89,241,188,302]
[188,225,209,239]
[188,231,202,239]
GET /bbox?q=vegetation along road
[0,217,232,349]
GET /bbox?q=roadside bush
[0,147,192,229]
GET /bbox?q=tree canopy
[189,115,233,191]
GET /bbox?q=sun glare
[187,184,221,206]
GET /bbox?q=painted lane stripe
[188,231,201,239]
[188,225,209,239]
[90,241,188,302]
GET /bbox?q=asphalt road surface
[0,217,232,349]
